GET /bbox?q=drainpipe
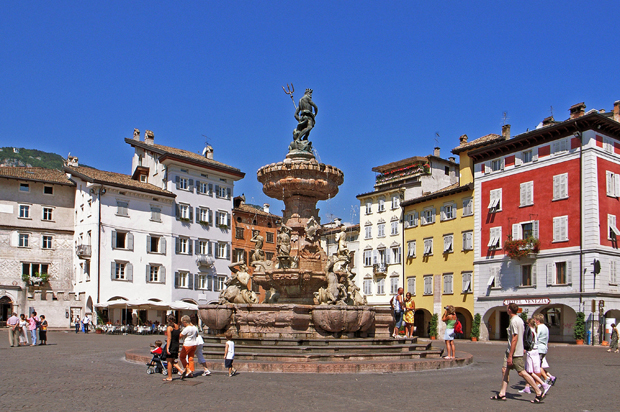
[575,128,583,308]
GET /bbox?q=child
[224,331,237,377]
[39,315,48,345]
[151,340,163,356]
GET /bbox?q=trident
[282,83,296,109]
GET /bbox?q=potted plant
[471,313,481,341]
[179,217,190,223]
[429,313,438,340]
[199,220,210,226]
[520,310,529,324]
[574,311,586,345]
[504,236,541,260]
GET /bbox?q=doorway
[500,311,509,339]
[1,296,13,326]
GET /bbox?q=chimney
[459,134,468,145]
[204,145,214,160]
[502,124,511,140]
[66,155,79,167]
[263,203,269,214]
[542,116,554,127]
[133,128,140,141]
[144,130,154,145]
[334,217,342,226]
[433,147,440,157]
[448,156,456,163]
[569,102,586,119]
[614,101,620,123]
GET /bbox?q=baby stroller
[146,343,178,375]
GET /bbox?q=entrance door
[1,296,13,326]
[455,312,467,339]
[499,311,509,339]
[414,310,426,337]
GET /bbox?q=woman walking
[163,315,180,382]
[442,305,457,359]
[74,316,80,333]
[39,315,48,345]
[19,314,29,346]
[403,292,416,338]
[608,323,619,353]
[178,315,198,379]
[28,312,39,346]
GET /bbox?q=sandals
[531,395,544,403]
[162,378,172,382]
[490,395,506,401]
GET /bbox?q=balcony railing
[196,254,215,268]
[76,244,92,258]
[373,263,387,274]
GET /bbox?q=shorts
[444,328,455,341]
[502,353,525,372]
[393,311,404,329]
[525,350,541,374]
[225,358,234,368]
[539,353,547,363]
[195,344,206,364]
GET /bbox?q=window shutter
[562,174,568,198]
[553,175,560,199]
[553,217,560,242]
[607,171,614,196]
[175,203,180,221]
[208,241,213,256]
[440,206,446,221]
[562,216,568,241]
[567,261,572,284]
[227,213,231,227]
[161,266,166,284]
[193,274,198,290]
[611,261,617,284]
[397,247,401,263]
[188,239,193,255]
[444,236,449,252]
[546,263,554,285]
[515,153,523,167]
[112,231,117,249]
[532,263,537,287]
[227,188,232,199]
[484,162,491,174]
[386,250,391,264]
[127,233,134,251]
[431,208,436,223]
[528,182,533,205]
[215,185,220,197]
[512,224,521,241]
[175,237,180,254]
[175,176,180,189]
[226,243,231,260]
[373,250,378,265]
[175,272,179,289]
[161,238,166,255]
[195,180,201,193]
[520,182,527,206]
[188,179,194,192]
[146,265,150,283]
[195,240,200,255]
[494,267,501,288]
[111,262,116,280]
[187,273,194,290]
[208,209,213,225]
[126,263,133,282]
[532,147,538,162]
[208,183,213,196]
[615,175,620,198]
[533,220,539,239]
[147,235,151,252]
[188,206,193,223]
[195,207,200,222]
[501,158,505,170]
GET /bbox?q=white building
[125,130,245,304]
[320,219,360,274]
[356,149,458,307]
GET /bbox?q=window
[546,261,571,285]
[553,174,568,200]
[363,278,372,295]
[215,276,226,292]
[116,201,128,216]
[233,248,245,263]
[423,275,433,295]
[235,227,245,239]
[404,212,418,228]
[441,203,456,221]
[423,238,433,256]
[511,220,539,241]
[265,252,274,260]
[378,198,385,212]
[43,186,53,195]
[390,221,398,236]
[266,232,274,243]
[462,272,472,293]
[148,235,164,254]
[178,237,189,254]
[376,278,385,295]
[390,277,399,294]
[443,274,453,294]
[603,137,614,154]
[197,181,210,195]
[521,264,534,287]
[390,246,401,264]
[421,208,435,225]
[22,263,49,278]
[216,242,229,259]
[114,262,126,280]
[488,266,501,289]
[151,207,161,222]
[608,214,620,239]
[42,235,52,249]
[178,177,189,190]
[216,185,230,198]
[363,249,372,266]
[42,207,53,221]
[365,201,372,214]
[522,150,533,164]
[377,223,385,238]
[391,195,400,209]
[462,198,473,216]
[556,262,567,285]
[149,265,160,282]
[443,234,453,253]
[462,231,473,251]
[519,181,534,207]
[606,171,620,198]
[552,138,568,155]
[488,189,502,212]
[84,260,90,281]
[364,225,372,239]
[491,158,503,172]
[19,234,29,247]
[445,166,450,175]
[197,207,210,225]
[19,183,29,192]
[139,175,147,183]
[407,277,416,296]
[216,211,230,227]
[19,205,30,218]
[179,204,190,220]
[488,227,502,249]
[610,261,618,285]
[199,240,210,255]
[113,231,133,250]
[407,240,416,258]
[198,274,210,290]
[553,216,568,242]
[177,272,188,288]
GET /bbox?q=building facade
[0,167,78,327]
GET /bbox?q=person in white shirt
[82,316,91,333]
[535,313,556,385]
[178,315,198,379]
[224,331,237,377]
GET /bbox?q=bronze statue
[294,89,318,142]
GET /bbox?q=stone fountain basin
[198,304,234,331]
[311,306,375,333]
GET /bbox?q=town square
[2,2,620,411]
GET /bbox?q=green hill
[0,147,66,170]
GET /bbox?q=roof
[452,134,505,154]
[321,224,360,236]
[234,203,281,219]
[0,167,74,186]
[401,183,473,207]
[371,156,428,174]
[125,138,245,178]
[356,185,404,199]
[64,165,176,198]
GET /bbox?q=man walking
[6,312,20,347]
[83,315,91,333]
[491,303,545,403]
[391,287,405,338]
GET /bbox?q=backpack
[523,323,535,351]
[454,320,463,335]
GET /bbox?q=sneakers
[550,376,557,386]
[518,386,531,394]
[542,383,551,397]
[202,370,211,376]
[228,369,238,377]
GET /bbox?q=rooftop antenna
[201,134,211,156]
[282,83,296,109]
[434,132,440,147]
[502,111,509,126]
[550,106,554,118]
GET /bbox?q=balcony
[76,244,92,259]
[373,263,387,274]
[196,254,215,268]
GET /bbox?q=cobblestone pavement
[0,330,615,412]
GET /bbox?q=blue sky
[2,1,619,224]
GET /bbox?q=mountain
[0,147,66,170]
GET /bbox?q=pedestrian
[178,315,198,379]
[163,315,180,382]
[194,333,211,376]
[19,314,29,346]
[82,315,90,333]
[28,312,39,346]
[519,318,551,396]
[39,315,48,345]
[534,313,556,385]
[403,292,416,338]
[390,287,405,338]
[224,331,237,377]
[74,316,80,333]
[6,312,20,347]
[491,303,544,403]
[442,305,457,360]
[607,323,619,353]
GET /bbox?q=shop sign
[502,298,550,306]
